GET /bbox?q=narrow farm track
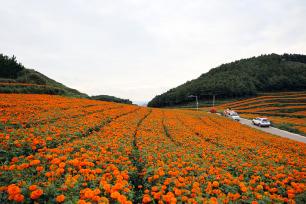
[1,94,306,203]
[161,111,182,147]
[129,108,152,204]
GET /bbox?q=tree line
[91,95,132,104]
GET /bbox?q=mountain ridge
[148,53,306,107]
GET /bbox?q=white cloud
[0,0,305,103]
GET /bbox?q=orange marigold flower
[77,200,87,204]
[210,197,218,204]
[29,185,37,191]
[142,194,151,203]
[256,185,263,191]
[110,191,120,199]
[92,195,101,202]
[255,194,263,200]
[46,136,53,141]
[174,188,182,196]
[93,188,101,195]
[7,184,21,195]
[182,196,188,202]
[59,162,66,168]
[36,166,44,172]
[152,186,159,192]
[56,194,65,203]
[170,197,177,203]
[84,189,94,199]
[45,172,52,177]
[13,194,24,202]
[30,189,43,200]
[178,177,185,183]
[51,158,61,165]
[288,193,295,199]
[153,192,162,200]
[9,165,16,170]
[30,159,41,166]
[241,186,247,193]
[212,181,219,188]
[11,157,19,163]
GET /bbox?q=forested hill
[148,54,306,107]
[91,95,132,104]
[0,54,88,97]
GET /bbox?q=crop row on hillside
[0,82,80,96]
[216,92,306,135]
[0,94,305,203]
[218,92,306,109]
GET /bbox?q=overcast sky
[1,0,306,103]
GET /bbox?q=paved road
[239,118,306,143]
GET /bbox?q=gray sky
[1,0,306,104]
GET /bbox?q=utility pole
[188,95,199,111]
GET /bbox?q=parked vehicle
[252,117,271,127]
[224,110,240,121]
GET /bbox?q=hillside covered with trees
[0,54,88,97]
[0,54,135,103]
[91,95,132,104]
[148,54,306,107]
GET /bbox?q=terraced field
[0,94,305,203]
[216,92,306,136]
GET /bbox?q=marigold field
[0,94,306,204]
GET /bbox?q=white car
[227,111,240,121]
[252,118,271,127]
